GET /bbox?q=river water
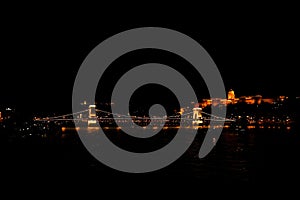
[2,126,300,185]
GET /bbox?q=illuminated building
[238,95,267,104]
[178,108,185,115]
[239,96,255,104]
[278,96,288,102]
[253,95,262,104]
[262,98,274,104]
[198,89,275,108]
[228,89,235,100]
[201,98,231,107]
[80,100,87,106]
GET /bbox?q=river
[2,126,300,185]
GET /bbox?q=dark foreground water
[1,126,300,187]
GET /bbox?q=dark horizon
[1,15,299,113]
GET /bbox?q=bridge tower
[192,107,203,125]
[89,105,96,118]
[88,105,97,127]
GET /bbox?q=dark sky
[1,9,299,113]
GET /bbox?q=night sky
[1,10,299,114]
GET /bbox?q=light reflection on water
[9,124,299,183]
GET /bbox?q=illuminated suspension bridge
[34,104,235,128]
